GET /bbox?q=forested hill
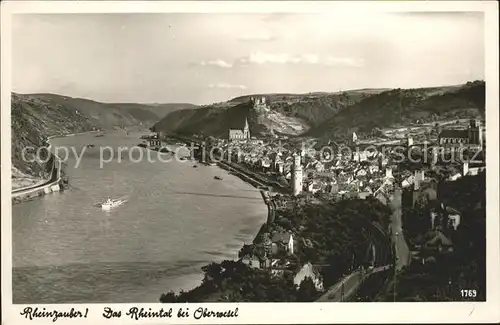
[304,81,485,142]
[153,89,386,138]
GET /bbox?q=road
[316,265,391,302]
[11,157,59,198]
[12,155,55,194]
[316,221,393,302]
[389,188,411,270]
[316,271,362,302]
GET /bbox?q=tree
[238,244,255,258]
[159,291,177,303]
[297,277,318,301]
[201,262,224,283]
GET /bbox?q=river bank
[152,155,278,300]
[11,130,101,204]
[14,132,268,303]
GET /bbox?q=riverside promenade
[12,130,99,202]
[11,156,61,202]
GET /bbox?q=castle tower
[292,154,303,196]
[430,147,439,168]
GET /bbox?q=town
[148,95,486,302]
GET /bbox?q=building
[241,255,268,269]
[385,168,394,180]
[407,136,414,147]
[229,117,251,141]
[271,231,294,255]
[414,170,425,191]
[446,206,461,231]
[292,154,303,196]
[148,132,162,147]
[293,262,324,291]
[352,132,358,145]
[251,96,267,107]
[438,119,483,148]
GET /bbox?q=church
[229,117,251,141]
[438,119,483,148]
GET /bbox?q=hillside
[26,93,195,127]
[11,92,194,183]
[304,81,485,142]
[11,93,97,185]
[153,90,384,138]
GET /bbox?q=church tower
[467,119,482,147]
[292,153,303,196]
[243,117,250,139]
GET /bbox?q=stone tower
[467,119,482,147]
[292,153,303,196]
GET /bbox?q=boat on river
[100,197,126,210]
[214,176,223,180]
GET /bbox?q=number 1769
[461,289,477,298]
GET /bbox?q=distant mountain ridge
[11,92,195,177]
[20,93,196,125]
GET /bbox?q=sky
[12,12,484,105]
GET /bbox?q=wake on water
[93,196,130,208]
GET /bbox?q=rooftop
[438,129,468,139]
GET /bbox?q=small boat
[214,176,223,180]
[100,197,126,210]
[193,165,198,168]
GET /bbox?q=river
[12,131,267,303]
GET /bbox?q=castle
[251,96,268,112]
[251,96,267,106]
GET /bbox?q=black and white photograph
[1,1,499,324]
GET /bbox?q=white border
[1,1,499,324]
